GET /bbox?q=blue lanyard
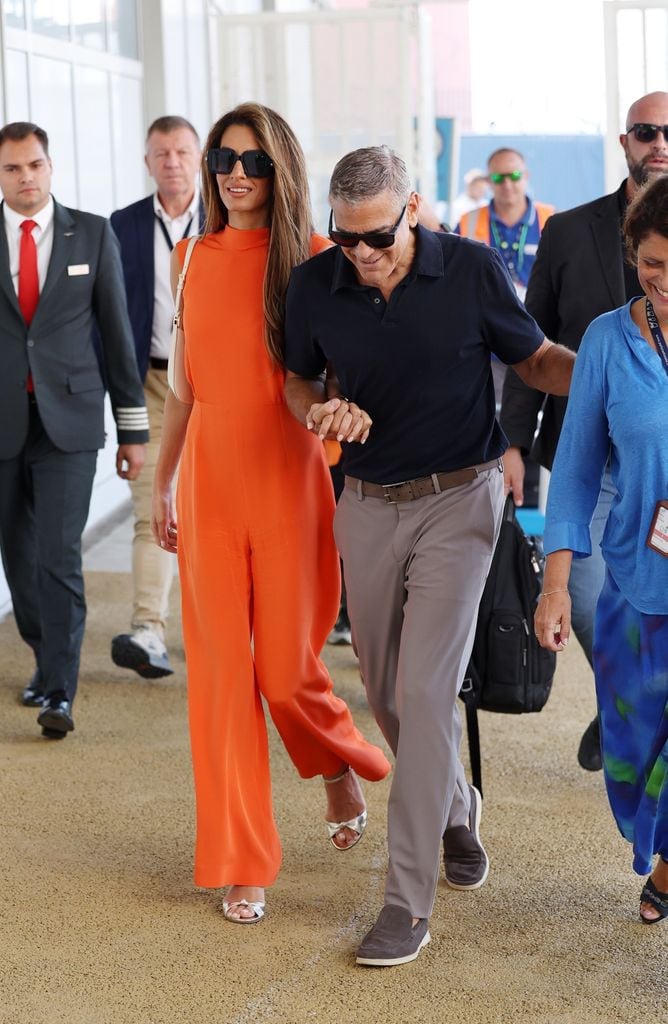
[645,299,668,378]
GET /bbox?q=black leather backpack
[459,496,557,795]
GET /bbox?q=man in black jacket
[500,90,668,770]
[0,121,148,738]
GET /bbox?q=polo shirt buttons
[27,339,35,347]
[373,297,381,304]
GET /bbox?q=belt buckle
[382,479,412,504]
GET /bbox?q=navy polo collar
[331,223,445,294]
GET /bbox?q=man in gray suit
[0,121,149,739]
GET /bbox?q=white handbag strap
[172,235,200,329]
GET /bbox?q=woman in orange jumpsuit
[152,103,390,923]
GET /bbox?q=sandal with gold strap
[324,766,368,851]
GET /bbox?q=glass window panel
[30,55,78,208]
[4,50,30,123]
[71,0,106,50]
[110,74,145,209]
[617,10,645,122]
[4,0,27,29]
[73,66,113,215]
[644,10,668,93]
[30,0,71,40]
[108,0,139,59]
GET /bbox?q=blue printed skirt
[592,570,668,876]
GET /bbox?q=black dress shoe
[37,698,74,737]
[41,726,68,740]
[577,716,602,771]
[21,669,44,707]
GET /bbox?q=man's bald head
[621,91,668,193]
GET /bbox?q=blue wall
[436,121,606,215]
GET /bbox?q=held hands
[534,589,571,652]
[116,444,145,481]
[306,397,372,444]
[151,486,178,553]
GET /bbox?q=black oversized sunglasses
[328,204,407,249]
[206,147,274,178]
[626,123,668,144]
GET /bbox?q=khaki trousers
[334,463,504,918]
[128,367,175,638]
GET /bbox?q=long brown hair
[201,103,314,365]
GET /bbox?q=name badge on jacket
[67,264,90,276]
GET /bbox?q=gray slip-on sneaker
[443,784,489,890]
[356,905,430,967]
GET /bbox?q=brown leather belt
[345,458,503,504]
[149,357,169,370]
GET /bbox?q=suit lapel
[589,192,626,310]
[37,199,76,311]
[0,201,24,322]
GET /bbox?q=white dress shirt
[151,190,200,360]
[3,195,55,297]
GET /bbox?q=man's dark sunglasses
[206,147,274,178]
[328,204,407,249]
[626,123,668,144]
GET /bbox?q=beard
[625,146,668,187]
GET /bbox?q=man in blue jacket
[110,116,202,678]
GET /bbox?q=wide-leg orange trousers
[177,399,390,888]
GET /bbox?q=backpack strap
[460,670,483,797]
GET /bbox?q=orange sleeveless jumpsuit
[175,227,390,889]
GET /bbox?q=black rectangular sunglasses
[206,147,274,178]
[627,123,668,144]
[328,204,407,249]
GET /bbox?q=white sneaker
[111,626,174,679]
[327,612,352,646]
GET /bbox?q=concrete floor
[1,533,666,1023]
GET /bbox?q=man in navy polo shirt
[284,146,575,968]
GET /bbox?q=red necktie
[19,219,39,394]
[19,219,39,325]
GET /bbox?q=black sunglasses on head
[328,204,407,249]
[206,147,274,178]
[626,123,668,144]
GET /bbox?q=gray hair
[329,145,412,205]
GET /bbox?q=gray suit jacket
[500,185,628,470]
[0,198,149,460]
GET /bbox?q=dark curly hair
[624,175,668,265]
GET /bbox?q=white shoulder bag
[167,235,200,403]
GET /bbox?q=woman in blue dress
[536,175,668,925]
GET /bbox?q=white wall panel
[4,48,30,120]
[29,54,78,206]
[110,73,145,208]
[73,64,113,214]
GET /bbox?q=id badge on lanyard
[644,300,668,557]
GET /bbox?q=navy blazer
[500,186,628,470]
[110,195,205,381]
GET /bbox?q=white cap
[463,167,487,184]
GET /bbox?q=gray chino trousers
[334,463,504,919]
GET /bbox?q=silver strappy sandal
[324,766,368,851]
[222,898,265,924]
